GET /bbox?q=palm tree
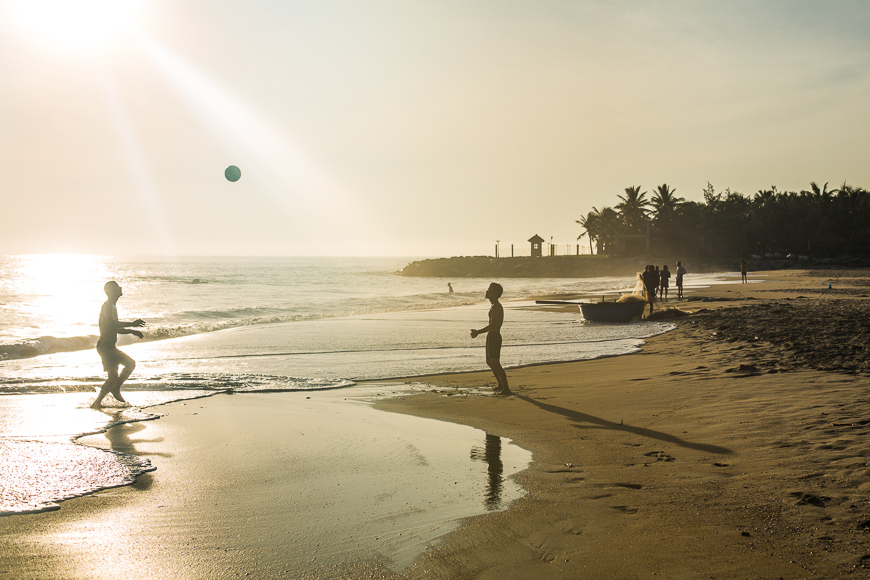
[594,207,620,254]
[802,182,834,253]
[649,184,684,251]
[575,212,598,255]
[650,184,685,225]
[616,186,650,233]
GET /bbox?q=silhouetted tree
[616,186,650,234]
[650,184,685,250]
[576,180,870,258]
[575,212,597,254]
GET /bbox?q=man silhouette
[92,281,145,408]
[675,261,687,300]
[471,283,511,396]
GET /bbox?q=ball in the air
[225,165,241,182]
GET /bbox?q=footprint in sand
[612,506,639,514]
[644,451,675,462]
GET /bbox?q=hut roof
[528,234,545,243]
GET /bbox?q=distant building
[528,234,545,258]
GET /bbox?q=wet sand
[4,269,870,579]
[0,387,529,579]
[378,269,870,579]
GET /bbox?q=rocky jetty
[399,256,699,278]
[398,255,860,278]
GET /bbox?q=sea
[0,255,678,526]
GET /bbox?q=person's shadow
[515,395,733,455]
[92,408,172,459]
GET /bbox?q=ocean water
[0,255,676,520]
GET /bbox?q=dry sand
[377,269,870,579]
[3,269,870,579]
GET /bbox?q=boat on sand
[578,301,645,322]
[534,299,646,322]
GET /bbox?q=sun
[5,0,143,53]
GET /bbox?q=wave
[0,294,480,361]
[0,372,354,395]
[0,335,98,361]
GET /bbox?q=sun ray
[131,32,370,238]
[97,64,175,256]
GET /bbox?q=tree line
[576,182,870,257]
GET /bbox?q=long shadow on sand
[515,395,733,455]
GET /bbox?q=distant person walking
[659,265,671,301]
[92,281,145,408]
[470,283,510,396]
[675,261,687,300]
[741,260,748,283]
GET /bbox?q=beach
[379,270,870,579]
[4,269,870,578]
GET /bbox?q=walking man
[92,281,145,408]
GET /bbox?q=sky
[1,0,869,257]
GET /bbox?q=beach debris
[646,307,690,321]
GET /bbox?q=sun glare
[5,0,142,52]
[8,255,111,339]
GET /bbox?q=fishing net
[617,273,647,303]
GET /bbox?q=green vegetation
[577,182,870,258]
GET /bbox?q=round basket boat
[579,301,645,322]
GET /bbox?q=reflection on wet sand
[470,433,504,511]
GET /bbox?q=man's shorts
[485,332,502,358]
[96,341,134,372]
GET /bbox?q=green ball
[225,165,241,182]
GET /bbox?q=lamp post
[495,240,500,258]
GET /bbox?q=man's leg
[486,357,510,393]
[111,351,136,404]
[92,369,119,408]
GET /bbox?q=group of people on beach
[641,261,686,311]
[91,280,512,408]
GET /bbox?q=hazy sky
[2,0,869,256]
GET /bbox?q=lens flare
[5,0,142,52]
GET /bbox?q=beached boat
[578,301,645,322]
